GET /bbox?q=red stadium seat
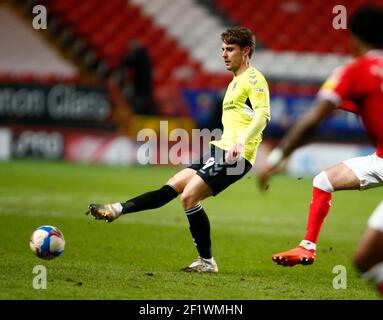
[214,0,377,54]
[0,72,15,83]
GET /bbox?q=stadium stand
[129,0,351,83]
[0,0,375,166]
[215,0,383,53]
[0,5,76,82]
[3,0,381,116]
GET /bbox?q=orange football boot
[272,246,316,267]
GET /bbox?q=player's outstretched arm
[257,99,336,190]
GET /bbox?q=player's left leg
[273,153,383,266]
[354,201,383,296]
[303,162,360,242]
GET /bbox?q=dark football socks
[121,184,178,214]
[185,204,212,259]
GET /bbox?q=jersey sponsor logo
[223,100,235,111]
[223,106,236,111]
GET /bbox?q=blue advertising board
[183,89,367,142]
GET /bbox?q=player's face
[222,43,246,72]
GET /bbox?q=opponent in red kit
[258,5,383,295]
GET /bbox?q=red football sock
[304,187,332,244]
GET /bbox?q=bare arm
[279,99,336,157]
[258,99,336,190]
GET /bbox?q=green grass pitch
[0,160,381,300]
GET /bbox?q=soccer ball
[29,225,65,260]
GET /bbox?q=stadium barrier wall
[0,81,115,129]
[285,142,375,177]
[0,128,11,160]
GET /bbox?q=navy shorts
[188,145,252,196]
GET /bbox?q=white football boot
[181,257,218,273]
[86,203,122,223]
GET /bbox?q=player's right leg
[86,168,196,222]
[354,201,383,296]
[273,153,383,267]
[272,161,360,267]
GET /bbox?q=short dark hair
[349,5,383,48]
[221,26,256,58]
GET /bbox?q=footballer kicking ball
[29,225,65,260]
